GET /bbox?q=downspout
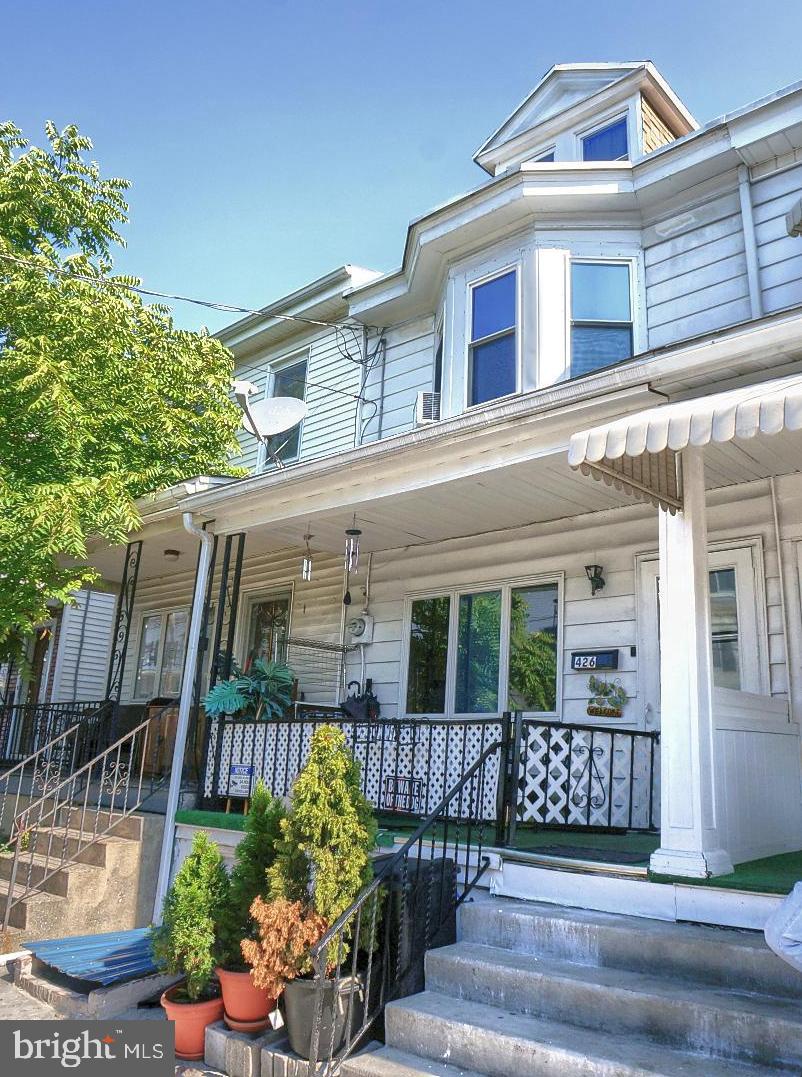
[770,477,795,721]
[152,512,215,922]
[737,163,764,319]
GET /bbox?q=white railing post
[650,448,733,878]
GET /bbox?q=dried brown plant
[241,896,329,996]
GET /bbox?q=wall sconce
[164,549,181,562]
[585,564,605,596]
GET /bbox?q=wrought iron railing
[203,707,503,823]
[512,717,660,834]
[1,701,174,934]
[305,736,503,1074]
[0,700,106,766]
[0,702,114,841]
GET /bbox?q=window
[403,578,561,716]
[534,150,555,163]
[455,591,501,713]
[134,609,189,699]
[269,358,307,463]
[468,270,517,406]
[582,118,628,161]
[406,596,450,713]
[433,333,443,395]
[571,261,633,377]
[246,594,291,665]
[508,582,559,712]
[709,568,740,690]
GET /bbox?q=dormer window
[534,149,555,163]
[570,261,633,377]
[468,269,517,406]
[581,117,628,161]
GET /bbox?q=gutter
[151,513,215,923]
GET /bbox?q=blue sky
[5,1,802,331]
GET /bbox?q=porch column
[649,448,733,878]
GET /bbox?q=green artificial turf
[650,849,802,895]
[174,809,248,832]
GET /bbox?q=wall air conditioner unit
[415,391,441,425]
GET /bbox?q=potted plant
[203,657,294,720]
[242,724,378,1060]
[587,675,628,719]
[151,832,229,1060]
[215,779,285,1032]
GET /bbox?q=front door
[637,545,765,730]
[244,593,292,665]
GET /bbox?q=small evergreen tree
[151,832,229,1001]
[216,780,284,968]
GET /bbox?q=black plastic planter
[282,972,368,1061]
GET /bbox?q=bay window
[403,578,561,716]
[571,261,633,377]
[468,269,517,406]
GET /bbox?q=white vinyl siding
[50,589,117,703]
[752,162,802,314]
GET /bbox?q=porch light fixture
[585,564,605,596]
[164,549,181,562]
[301,529,314,582]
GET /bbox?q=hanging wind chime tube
[301,529,314,581]
[343,516,363,605]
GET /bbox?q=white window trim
[568,255,639,378]
[132,606,191,702]
[576,110,631,162]
[464,264,522,411]
[400,572,564,719]
[258,347,310,470]
[234,585,295,666]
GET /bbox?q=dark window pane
[247,596,291,665]
[571,325,633,376]
[455,591,501,713]
[434,337,443,394]
[471,271,516,341]
[134,615,162,699]
[470,332,516,405]
[572,263,631,321]
[535,151,555,162]
[406,597,450,713]
[508,584,559,712]
[272,360,306,460]
[582,118,628,161]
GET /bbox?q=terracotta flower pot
[160,984,224,1061]
[216,966,275,1033]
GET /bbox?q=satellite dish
[241,397,308,440]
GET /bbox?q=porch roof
[568,373,802,512]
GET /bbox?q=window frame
[465,265,520,410]
[400,572,564,719]
[132,606,191,702]
[578,113,630,162]
[258,348,309,469]
[569,257,635,379]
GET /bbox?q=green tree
[216,780,285,968]
[0,121,241,660]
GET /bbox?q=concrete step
[425,941,802,1069]
[385,991,794,1077]
[0,879,63,932]
[0,850,102,897]
[460,898,802,999]
[57,806,143,841]
[26,826,134,867]
[343,1045,485,1077]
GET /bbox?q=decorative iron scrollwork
[571,743,607,810]
[105,541,143,703]
[101,759,129,797]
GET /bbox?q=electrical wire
[0,250,374,331]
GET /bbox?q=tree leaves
[0,121,243,659]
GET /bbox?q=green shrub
[150,831,229,1001]
[216,780,285,968]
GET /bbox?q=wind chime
[343,515,362,605]
[301,528,314,581]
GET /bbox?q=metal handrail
[1,701,175,934]
[306,736,504,1075]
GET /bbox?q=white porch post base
[650,846,733,879]
[648,447,733,880]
